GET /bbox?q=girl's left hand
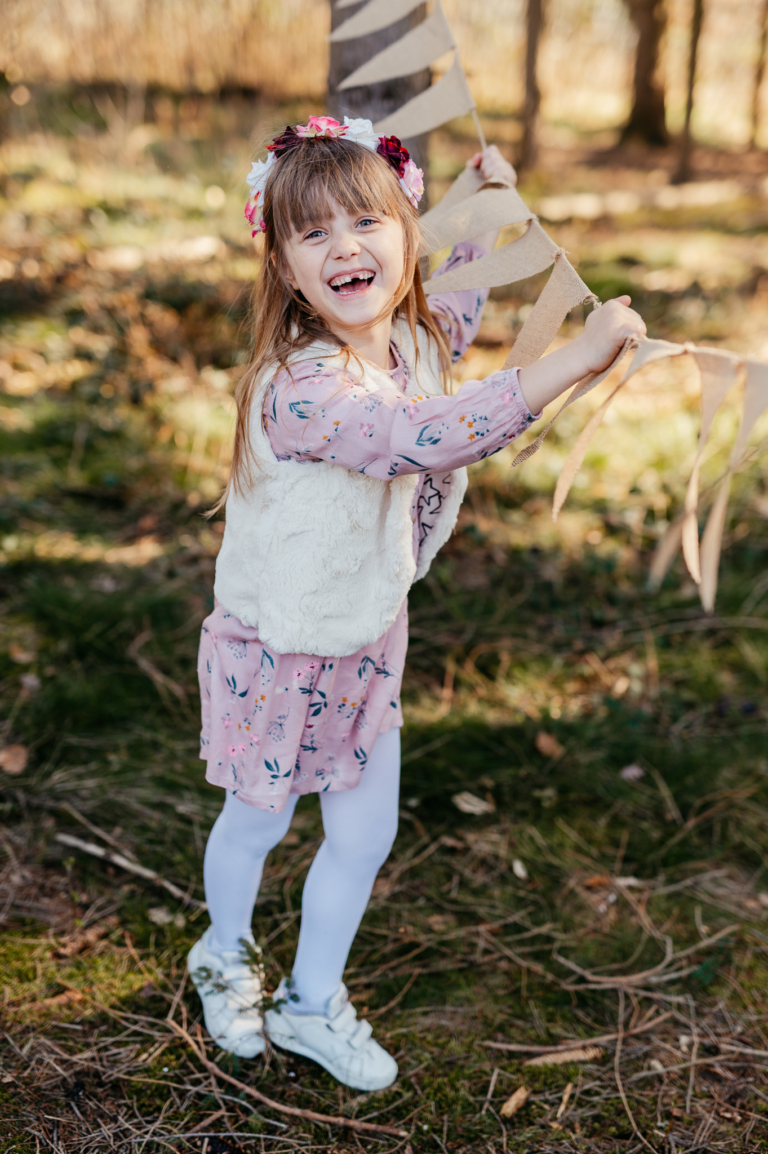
[577,296,647,375]
[468,144,517,188]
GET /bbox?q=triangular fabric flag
[432,165,485,213]
[421,185,531,253]
[552,337,686,521]
[731,360,768,464]
[424,220,557,293]
[552,381,625,520]
[510,338,635,470]
[374,53,475,139]
[699,474,734,612]
[648,516,685,590]
[338,2,454,89]
[699,359,768,610]
[681,348,740,584]
[504,254,596,370]
[330,0,426,42]
[619,337,687,383]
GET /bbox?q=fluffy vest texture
[214,319,468,657]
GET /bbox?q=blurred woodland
[1,0,768,1151]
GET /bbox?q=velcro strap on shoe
[328,1001,358,1034]
[349,1019,373,1049]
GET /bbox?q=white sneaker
[187,927,265,1058]
[264,978,397,1091]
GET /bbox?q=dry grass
[3,0,768,146]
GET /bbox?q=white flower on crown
[244,154,276,234]
[341,117,379,149]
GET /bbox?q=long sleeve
[264,360,537,479]
[426,241,490,362]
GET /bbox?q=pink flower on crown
[400,159,424,207]
[296,116,347,139]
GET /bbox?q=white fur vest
[213,320,468,657]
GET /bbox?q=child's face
[282,198,405,337]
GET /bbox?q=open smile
[328,269,376,297]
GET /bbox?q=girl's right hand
[576,296,646,376]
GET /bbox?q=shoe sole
[188,938,266,1058]
[265,1017,397,1092]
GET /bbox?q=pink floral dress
[198,243,539,811]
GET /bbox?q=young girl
[190,116,645,1092]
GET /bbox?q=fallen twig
[615,990,658,1154]
[167,1021,408,1138]
[481,1011,673,1054]
[54,832,206,909]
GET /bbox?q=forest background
[1,1,768,1151]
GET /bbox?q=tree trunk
[752,0,768,147]
[327,2,430,182]
[622,0,668,145]
[518,0,544,172]
[673,0,704,182]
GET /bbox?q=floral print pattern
[199,600,406,812]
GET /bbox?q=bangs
[266,138,409,236]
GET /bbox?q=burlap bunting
[374,54,475,139]
[330,0,426,41]
[420,185,531,254]
[327,3,768,609]
[424,220,557,294]
[339,1,454,90]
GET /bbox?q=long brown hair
[223,134,451,503]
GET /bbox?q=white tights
[203,728,400,1014]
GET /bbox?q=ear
[281,256,299,291]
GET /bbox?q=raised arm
[264,361,536,480]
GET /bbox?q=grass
[1,89,768,1152]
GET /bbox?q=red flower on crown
[266,126,302,158]
[376,135,410,178]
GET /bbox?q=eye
[356,216,378,228]
[304,227,326,240]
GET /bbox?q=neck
[332,314,394,370]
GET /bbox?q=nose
[330,227,361,260]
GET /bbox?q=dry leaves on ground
[0,745,28,775]
[500,1085,530,1117]
[452,791,496,815]
[535,731,565,759]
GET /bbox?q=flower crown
[244,115,424,237]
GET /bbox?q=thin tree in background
[327,2,430,180]
[621,0,668,144]
[752,0,768,147]
[674,0,704,182]
[519,0,544,172]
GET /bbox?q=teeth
[330,271,374,288]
